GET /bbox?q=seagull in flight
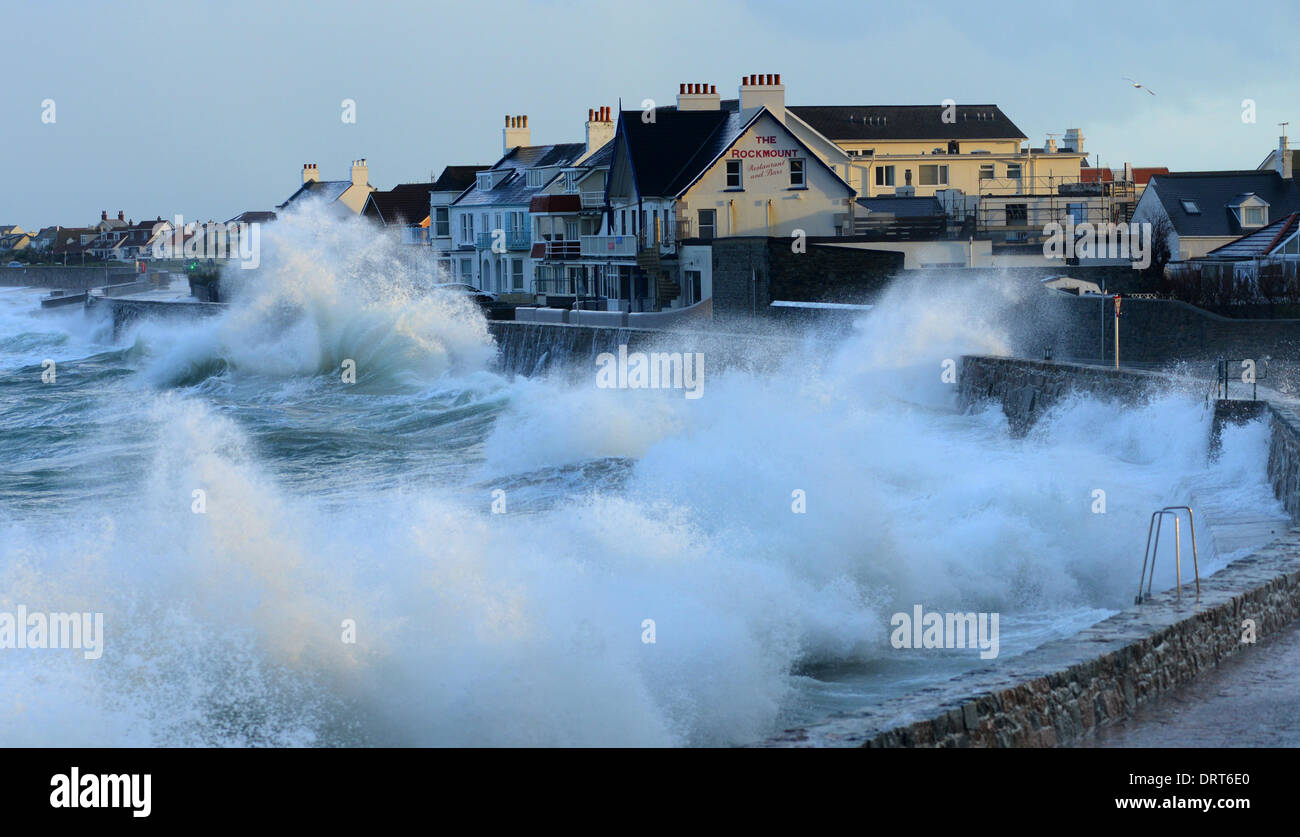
[1123,77,1156,95]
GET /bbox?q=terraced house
[528,107,615,301]
[448,117,587,297]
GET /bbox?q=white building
[448,116,587,297]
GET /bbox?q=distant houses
[1133,138,1300,262]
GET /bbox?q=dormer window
[1181,200,1200,215]
[1229,193,1268,228]
[526,169,545,188]
[477,173,493,191]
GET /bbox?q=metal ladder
[1135,506,1201,604]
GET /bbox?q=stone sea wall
[770,354,1300,747]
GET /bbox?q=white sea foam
[0,209,1285,746]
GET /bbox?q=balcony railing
[535,275,602,297]
[580,235,638,257]
[580,191,605,209]
[475,230,532,250]
[539,240,580,259]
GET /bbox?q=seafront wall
[955,355,1182,434]
[0,266,137,289]
[771,354,1300,747]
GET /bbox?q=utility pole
[1113,294,1121,369]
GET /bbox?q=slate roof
[363,182,437,225]
[788,104,1026,142]
[580,139,615,170]
[226,210,277,224]
[452,143,587,208]
[856,196,946,217]
[618,107,752,196]
[433,165,491,192]
[1205,211,1300,259]
[1145,170,1300,238]
[277,179,352,210]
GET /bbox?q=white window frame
[875,165,895,187]
[919,164,948,186]
[789,158,805,187]
[725,159,742,189]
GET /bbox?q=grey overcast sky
[1,0,1296,228]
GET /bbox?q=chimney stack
[351,158,368,187]
[1279,134,1293,180]
[739,72,786,122]
[101,210,107,221]
[504,114,531,154]
[303,163,320,184]
[581,105,615,162]
[1063,128,1084,153]
[117,210,124,221]
[677,81,720,111]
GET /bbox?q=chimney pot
[679,83,686,94]
[774,74,780,85]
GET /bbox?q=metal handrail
[1135,506,1201,604]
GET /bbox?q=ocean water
[0,207,1285,746]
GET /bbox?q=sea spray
[0,210,1287,746]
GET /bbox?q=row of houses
[327,73,1151,313]
[10,72,1292,311]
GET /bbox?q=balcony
[580,235,638,257]
[475,230,532,250]
[540,240,580,259]
[580,191,605,209]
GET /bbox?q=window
[789,158,805,187]
[919,164,949,186]
[1181,200,1200,215]
[1067,203,1085,225]
[726,159,742,189]
[1006,204,1028,224]
[698,209,716,240]
[979,164,994,180]
[460,214,474,243]
[509,211,525,232]
[1243,206,1266,227]
[477,173,493,191]
[511,259,524,290]
[435,207,449,237]
[460,258,473,282]
[874,165,895,187]
[1006,163,1022,180]
[526,169,545,188]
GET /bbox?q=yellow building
[784,104,1087,202]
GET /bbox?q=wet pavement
[1083,619,1300,747]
